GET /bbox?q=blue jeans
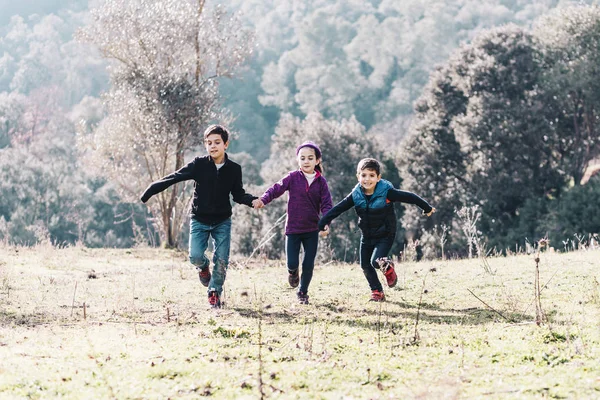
[189,218,231,295]
[286,230,319,294]
[359,235,394,292]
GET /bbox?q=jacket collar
[353,179,393,199]
[209,152,229,166]
[297,169,322,179]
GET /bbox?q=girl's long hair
[316,161,323,174]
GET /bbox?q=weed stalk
[243,213,286,267]
[377,302,382,347]
[71,281,78,317]
[467,288,512,322]
[254,284,266,400]
[413,274,429,344]
[534,239,549,326]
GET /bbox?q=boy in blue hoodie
[318,158,435,301]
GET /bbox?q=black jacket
[141,154,256,225]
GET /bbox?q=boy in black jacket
[141,125,257,308]
[318,158,435,302]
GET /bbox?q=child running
[253,141,333,304]
[318,158,435,302]
[141,125,258,308]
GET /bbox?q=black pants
[359,235,394,292]
[286,230,319,294]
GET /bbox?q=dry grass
[0,245,599,399]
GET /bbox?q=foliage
[77,0,254,248]
[229,153,263,258]
[0,92,27,148]
[3,1,600,253]
[0,10,107,105]
[501,183,600,253]
[399,61,470,254]
[452,26,565,251]
[0,132,149,247]
[534,5,600,184]
[244,0,570,141]
[400,24,581,255]
[552,178,600,245]
[219,59,280,161]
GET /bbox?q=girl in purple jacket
[253,141,333,304]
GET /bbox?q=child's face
[204,133,228,163]
[297,147,319,174]
[357,168,381,195]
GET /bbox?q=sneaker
[288,269,300,288]
[198,268,211,287]
[370,290,386,302]
[378,258,398,288]
[297,291,309,305]
[208,290,221,308]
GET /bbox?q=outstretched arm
[260,174,292,206]
[387,188,434,214]
[318,194,354,231]
[140,160,196,203]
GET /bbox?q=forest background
[1,0,599,261]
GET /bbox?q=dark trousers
[359,235,394,292]
[286,230,319,294]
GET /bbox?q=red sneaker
[370,290,386,302]
[198,268,211,287]
[378,258,398,288]
[208,290,221,308]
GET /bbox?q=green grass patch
[0,246,599,398]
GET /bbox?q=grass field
[0,245,599,399]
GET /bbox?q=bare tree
[77,0,254,247]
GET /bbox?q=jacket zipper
[212,162,219,211]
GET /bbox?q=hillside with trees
[0,1,598,260]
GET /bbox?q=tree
[0,12,107,104]
[256,0,567,136]
[77,0,254,247]
[0,92,26,148]
[0,125,148,248]
[399,63,469,253]
[401,25,568,253]
[534,5,600,185]
[451,26,567,249]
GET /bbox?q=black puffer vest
[351,179,397,238]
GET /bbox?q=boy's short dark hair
[356,158,381,175]
[203,124,229,143]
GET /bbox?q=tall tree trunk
[163,135,187,248]
[161,203,176,249]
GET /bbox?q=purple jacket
[261,170,333,235]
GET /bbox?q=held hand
[423,207,436,217]
[319,225,330,237]
[252,199,265,209]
